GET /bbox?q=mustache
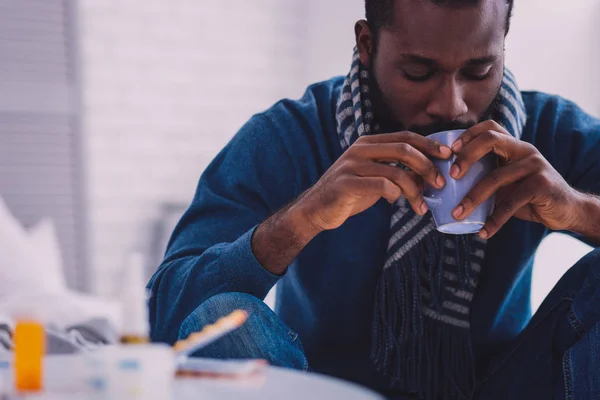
[406,120,476,137]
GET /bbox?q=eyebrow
[465,55,498,66]
[399,54,498,66]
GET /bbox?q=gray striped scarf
[336,48,527,400]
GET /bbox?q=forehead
[380,0,508,63]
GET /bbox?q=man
[148,0,600,398]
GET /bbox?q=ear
[355,20,374,68]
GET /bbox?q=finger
[450,130,519,180]
[350,143,445,188]
[348,176,403,205]
[356,163,428,214]
[494,186,512,204]
[513,205,541,224]
[406,171,425,192]
[452,159,533,221]
[493,185,515,209]
[479,180,535,239]
[355,131,452,159]
[451,120,509,153]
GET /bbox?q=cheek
[386,86,430,121]
[464,66,504,116]
[464,79,502,117]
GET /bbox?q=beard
[369,71,503,137]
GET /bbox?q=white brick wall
[505,0,600,116]
[79,0,309,294]
[80,0,598,302]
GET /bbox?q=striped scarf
[336,48,527,400]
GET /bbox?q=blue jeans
[179,248,600,399]
[475,247,600,399]
[179,292,309,371]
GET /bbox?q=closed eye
[462,65,493,81]
[401,65,435,82]
[403,70,434,82]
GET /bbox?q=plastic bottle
[119,251,150,344]
[14,321,45,393]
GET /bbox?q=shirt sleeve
[147,113,298,344]
[528,94,600,246]
[554,104,600,195]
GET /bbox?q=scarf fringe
[371,232,476,400]
[334,48,526,399]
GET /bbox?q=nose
[426,76,468,122]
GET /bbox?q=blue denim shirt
[147,77,600,390]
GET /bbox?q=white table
[15,357,384,400]
[175,366,385,400]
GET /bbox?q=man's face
[357,0,509,135]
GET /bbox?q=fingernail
[479,229,488,239]
[452,139,463,153]
[450,164,460,178]
[453,205,464,219]
[436,174,445,188]
[440,146,452,157]
[420,202,428,215]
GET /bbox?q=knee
[569,248,600,332]
[587,247,600,276]
[581,246,600,263]
[178,292,308,371]
[588,247,600,266]
[179,292,273,340]
[570,247,600,283]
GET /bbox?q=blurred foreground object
[14,321,45,393]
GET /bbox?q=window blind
[0,0,85,289]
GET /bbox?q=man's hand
[450,120,581,239]
[297,131,452,231]
[252,131,452,275]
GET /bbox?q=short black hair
[365,0,515,36]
